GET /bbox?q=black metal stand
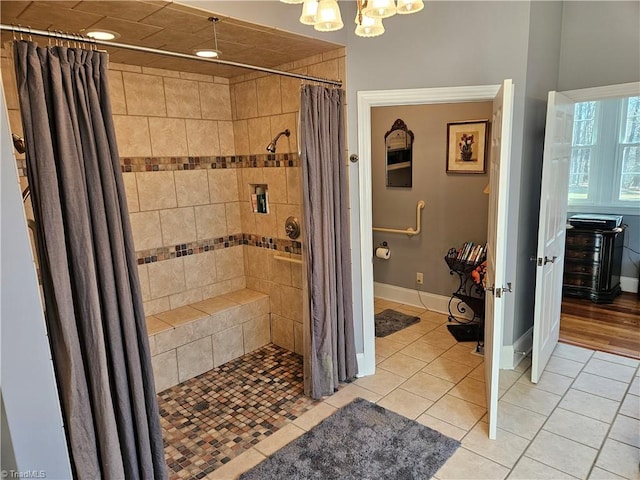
[444,249,485,353]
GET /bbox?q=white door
[531,92,574,382]
[485,79,515,440]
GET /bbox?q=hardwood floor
[560,292,640,359]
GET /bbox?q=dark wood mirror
[385,119,414,188]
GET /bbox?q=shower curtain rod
[0,24,343,87]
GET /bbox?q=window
[568,96,640,213]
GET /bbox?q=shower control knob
[285,216,300,240]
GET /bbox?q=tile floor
[158,344,318,479]
[202,299,639,479]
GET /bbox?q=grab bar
[274,254,303,265]
[373,200,425,237]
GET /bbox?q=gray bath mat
[239,397,460,480]
[375,308,420,337]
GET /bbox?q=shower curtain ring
[17,24,23,41]
[27,25,32,42]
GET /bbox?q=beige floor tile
[592,350,639,368]
[508,457,579,479]
[467,363,486,382]
[629,376,640,397]
[354,368,405,395]
[553,342,594,363]
[518,369,573,396]
[427,394,486,431]
[513,354,532,373]
[253,423,306,457]
[588,466,627,480]
[502,382,561,416]
[385,328,426,345]
[583,358,636,383]
[619,393,639,419]
[525,430,598,479]
[323,384,382,408]
[542,408,610,449]
[420,330,458,349]
[377,388,433,420]
[419,310,448,323]
[435,447,510,480]
[608,414,640,448]
[375,337,405,358]
[400,372,455,402]
[422,357,474,383]
[415,413,468,440]
[293,402,337,431]
[441,344,484,367]
[545,355,585,378]
[404,319,441,334]
[573,372,629,401]
[496,400,547,440]
[500,369,524,392]
[462,421,530,468]
[559,389,620,423]
[399,340,447,363]
[375,354,385,365]
[449,377,487,407]
[396,305,426,316]
[206,448,265,479]
[594,438,640,480]
[378,353,427,378]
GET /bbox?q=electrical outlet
[416,272,424,285]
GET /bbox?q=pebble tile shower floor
[158,344,319,480]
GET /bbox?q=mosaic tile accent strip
[159,344,318,480]
[16,159,27,177]
[136,234,243,265]
[136,234,302,264]
[121,153,299,173]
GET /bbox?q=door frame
[356,84,501,376]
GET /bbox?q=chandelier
[281,0,424,38]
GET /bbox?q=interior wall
[557,1,640,91]
[371,102,492,297]
[507,1,563,345]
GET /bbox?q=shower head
[12,134,25,154]
[266,129,290,153]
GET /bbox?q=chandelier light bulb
[396,0,424,14]
[362,0,397,19]
[300,0,319,25]
[314,0,344,32]
[354,12,384,37]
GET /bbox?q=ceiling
[0,1,342,78]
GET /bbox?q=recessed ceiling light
[85,30,120,41]
[194,49,221,59]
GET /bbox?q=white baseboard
[373,282,473,319]
[500,327,533,369]
[621,276,638,294]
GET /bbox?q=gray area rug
[375,309,420,337]
[239,398,460,480]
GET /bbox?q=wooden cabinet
[563,226,625,303]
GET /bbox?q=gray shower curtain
[300,85,358,399]
[13,41,167,479]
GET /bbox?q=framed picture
[446,120,489,174]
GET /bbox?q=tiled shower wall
[2,44,346,354]
[231,49,346,355]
